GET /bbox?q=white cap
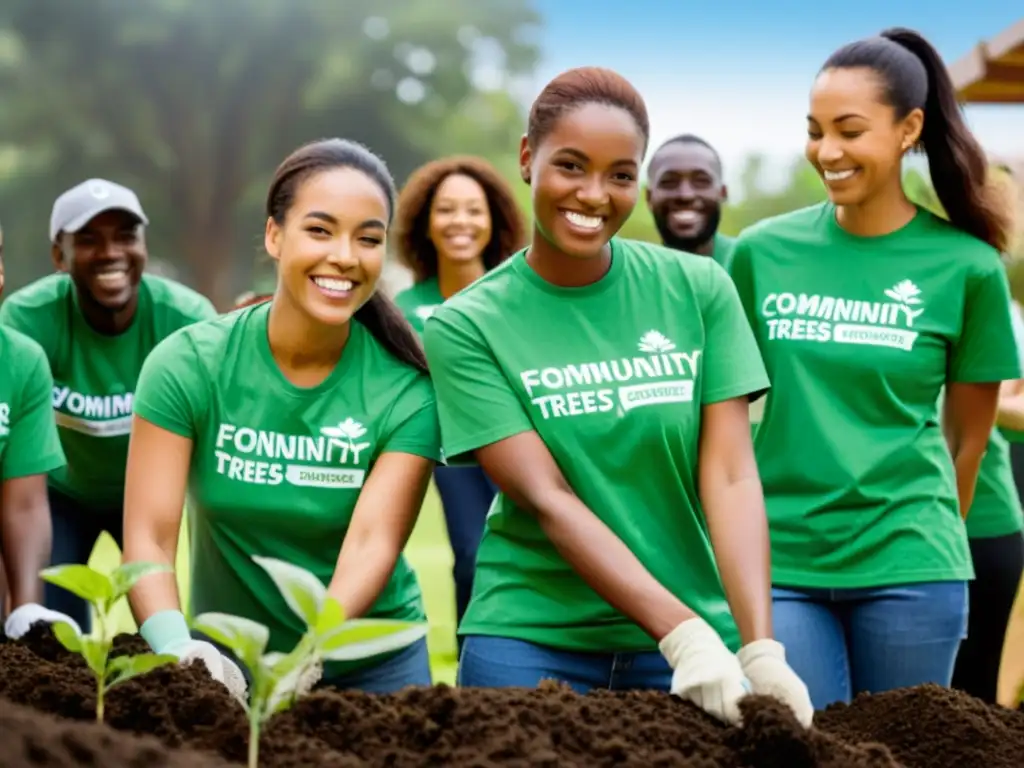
[49,178,149,243]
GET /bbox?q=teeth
[447,234,474,247]
[671,210,701,224]
[313,276,353,293]
[824,169,856,181]
[564,211,603,230]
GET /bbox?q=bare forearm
[327,539,399,620]
[124,529,181,621]
[1,500,50,607]
[701,476,773,645]
[533,488,695,641]
[952,449,985,520]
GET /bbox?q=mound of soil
[1,624,1022,767]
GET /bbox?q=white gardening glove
[4,603,82,640]
[659,617,749,726]
[736,639,814,728]
[296,658,323,696]
[168,639,249,705]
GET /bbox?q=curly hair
[393,156,526,282]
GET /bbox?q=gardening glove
[659,616,749,726]
[4,603,81,640]
[140,609,248,706]
[736,639,814,728]
[172,639,249,704]
[296,658,323,695]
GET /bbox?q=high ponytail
[822,27,1014,252]
[265,137,428,375]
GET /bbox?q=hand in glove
[140,609,248,706]
[4,603,81,640]
[659,617,750,726]
[736,639,814,728]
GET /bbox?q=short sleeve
[3,343,65,480]
[949,259,1023,383]
[0,297,36,340]
[132,329,208,439]
[422,308,533,463]
[378,378,443,463]
[700,258,770,404]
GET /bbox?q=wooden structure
[949,18,1024,104]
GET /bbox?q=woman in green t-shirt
[423,66,813,728]
[727,28,1021,710]
[122,139,442,699]
[392,156,525,631]
[0,224,73,640]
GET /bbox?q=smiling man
[0,178,216,634]
[646,135,735,270]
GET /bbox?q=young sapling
[39,531,178,722]
[193,554,428,768]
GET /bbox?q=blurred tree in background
[0,0,540,307]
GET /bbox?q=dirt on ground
[0,625,1022,767]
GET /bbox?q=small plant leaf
[318,619,428,661]
[88,531,122,575]
[315,596,345,635]
[107,652,177,688]
[192,612,270,670]
[79,636,108,677]
[110,562,173,599]
[39,564,112,603]
[252,556,325,626]
[52,620,82,653]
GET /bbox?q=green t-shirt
[422,237,770,653]
[728,203,1022,588]
[998,301,1024,444]
[393,277,444,336]
[0,273,216,508]
[0,326,66,481]
[132,303,441,673]
[712,232,737,272]
[966,429,1023,538]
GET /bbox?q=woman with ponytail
[727,27,1021,709]
[121,138,441,699]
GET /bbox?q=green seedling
[38,531,178,722]
[194,555,428,768]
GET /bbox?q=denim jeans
[457,635,672,693]
[771,581,969,709]
[432,465,497,627]
[198,631,432,695]
[45,487,124,633]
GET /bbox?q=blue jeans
[45,487,123,633]
[457,635,672,693]
[771,582,969,709]
[432,465,497,627]
[198,631,432,695]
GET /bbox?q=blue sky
[524,2,1023,194]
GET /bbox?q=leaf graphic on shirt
[321,419,371,464]
[884,280,922,305]
[638,330,676,354]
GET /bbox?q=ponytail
[881,28,1013,252]
[354,292,429,375]
[823,28,1014,251]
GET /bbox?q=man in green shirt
[0,178,217,633]
[645,134,736,271]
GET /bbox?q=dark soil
[1,624,1022,767]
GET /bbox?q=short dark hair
[393,156,526,283]
[822,27,1013,252]
[527,66,650,151]
[648,134,723,177]
[266,138,427,374]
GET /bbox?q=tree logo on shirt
[638,330,676,354]
[883,280,925,327]
[0,402,9,437]
[415,305,439,321]
[212,418,372,489]
[518,333,701,421]
[759,279,924,351]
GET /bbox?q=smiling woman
[120,138,443,701]
[391,157,524,634]
[421,66,813,728]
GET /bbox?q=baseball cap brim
[55,205,149,242]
